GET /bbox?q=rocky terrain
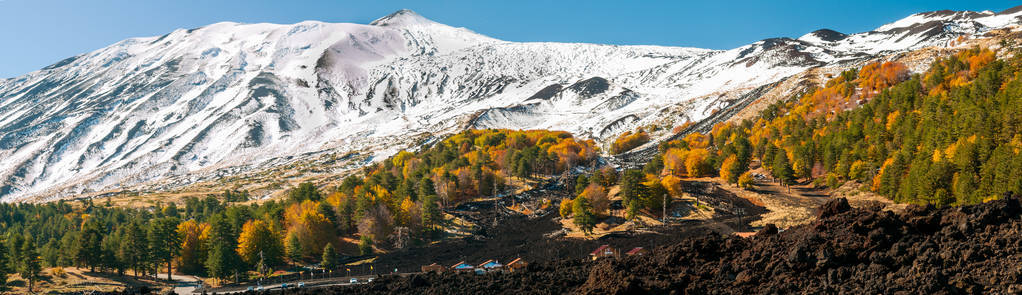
[278,195,1022,294]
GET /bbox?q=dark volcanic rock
[755,223,778,236]
[817,197,851,218]
[290,196,1022,294]
[807,29,848,42]
[566,77,610,98]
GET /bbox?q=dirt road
[157,274,200,294]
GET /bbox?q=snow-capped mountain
[1,7,1020,201]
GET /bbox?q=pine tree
[164,202,180,218]
[318,202,339,227]
[288,182,322,203]
[358,235,373,256]
[18,238,40,293]
[119,221,148,277]
[205,215,240,284]
[40,239,59,268]
[773,150,795,187]
[77,219,104,272]
[58,231,77,267]
[285,232,303,266]
[321,243,340,270]
[644,180,669,215]
[515,157,531,178]
[420,194,441,231]
[5,235,22,272]
[418,177,436,198]
[0,240,8,292]
[574,174,590,195]
[763,145,778,172]
[620,169,645,207]
[572,197,596,235]
[148,217,181,280]
[102,232,126,275]
[733,135,753,170]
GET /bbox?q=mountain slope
[1,7,1021,201]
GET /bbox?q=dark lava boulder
[754,223,778,237]
[816,197,851,218]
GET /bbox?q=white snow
[0,7,1020,202]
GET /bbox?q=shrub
[559,198,573,218]
[737,171,754,190]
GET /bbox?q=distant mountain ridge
[1,6,1020,202]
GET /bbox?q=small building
[477,259,504,272]
[451,261,474,272]
[625,247,649,256]
[421,263,445,273]
[590,244,617,260]
[506,258,528,272]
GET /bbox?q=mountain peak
[798,29,848,43]
[370,9,437,27]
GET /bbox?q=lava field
[301,196,1022,294]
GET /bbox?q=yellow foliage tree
[660,174,683,197]
[683,133,710,149]
[719,155,740,184]
[559,198,573,218]
[399,198,417,226]
[685,148,711,177]
[392,150,415,167]
[662,148,689,176]
[237,219,284,267]
[885,111,901,131]
[284,200,337,259]
[966,49,995,76]
[871,157,897,192]
[176,220,210,274]
[737,171,754,190]
[325,191,347,208]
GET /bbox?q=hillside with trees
[643,47,1022,207]
[0,129,598,289]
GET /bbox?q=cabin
[506,258,528,272]
[451,261,474,272]
[478,259,504,273]
[421,263,445,273]
[625,247,649,256]
[590,244,617,260]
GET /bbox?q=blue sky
[0,0,1019,78]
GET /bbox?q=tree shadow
[79,271,167,288]
[791,186,829,198]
